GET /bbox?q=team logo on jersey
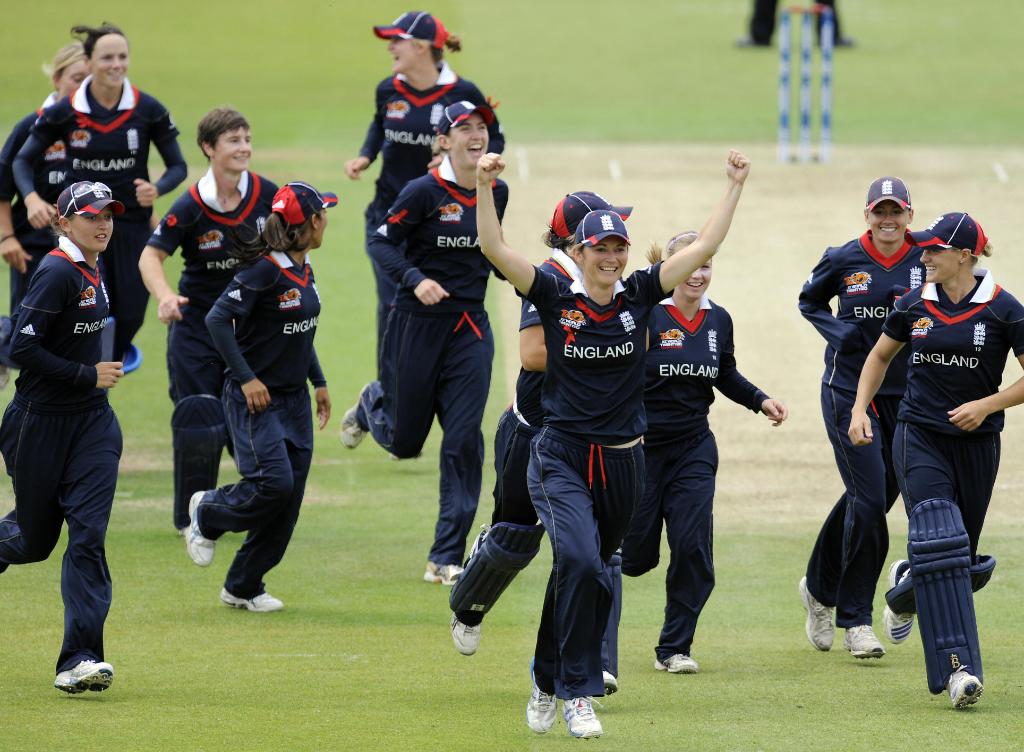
[278,288,302,310]
[659,328,685,348]
[430,103,444,126]
[126,128,139,153]
[619,311,636,333]
[909,267,922,289]
[256,216,267,234]
[843,271,872,295]
[69,129,91,148]
[78,285,97,308]
[559,309,586,330]
[197,229,224,251]
[44,141,67,162]
[708,329,718,354]
[386,100,411,120]
[910,317,933,338]
[973,323,986,347]
[438,203,464,223]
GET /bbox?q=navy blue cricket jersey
[359,62,504,215]
[644,298,768,446]
[801,232,925,395]
[0,97,70,249]
[368,157,509,313]
[8,237,110,408]
[147,170,278,310]
[526,262,665,444]
[882,270,1024,435]
[209,252,323,391]
[16,78,182,222]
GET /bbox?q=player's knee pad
[172,395,228,499]
[907,498,983,694]
[886,555,997,615]
[449,522,545,615]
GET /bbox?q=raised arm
[475,153,534,295]
[848,334,904,445]
[660,150,750,293]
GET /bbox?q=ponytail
[228,212,316,264]
[648,231,699,264]
[431,33,461,62]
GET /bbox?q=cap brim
[908,230,949,248]
[609,205,633,221]
[75,198,125,216]
[320,192,339,209]
[373,26,409,40]
[866,197,910,211]
[582,231,630,246]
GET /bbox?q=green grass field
[3,2,1024,750]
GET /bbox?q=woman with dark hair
[13,22,186,364]
[182,182,333,612]
[0,41,89,388]
[0,181,125,693]
[139,107,278,534]
[344,11,504,362]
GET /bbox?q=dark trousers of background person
[0,399,122,672]
[166,304,228,529]
[1,244,48,367]
[197,382,313,599]
[621,429,717,662]
[749,0,841,44]
[364,206,399,370]
[805,387,901,627]
[893,421,1000,557]
[528,427,643,699]
[358,309,493,566]
[98,218,152,362]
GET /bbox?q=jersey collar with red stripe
[658,294,711,333]
[267,250,311,287]
[393,61,458,106]
[196,168,250,213]
[569,276,626,300]
[920,269,997,305]
[859,231,914,270]
[71,76,137,113]
[430,156,482,207]
[55,236,101,284]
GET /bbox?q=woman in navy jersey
[139,108,278,534]
[475,149,751,739]
[622,231,787,676]
[13,23,186,364]
[340,102,508,588]
[183,182,334,612]
[0,41,89,388]
[849,212,1024,708]
[345,11,504,362]
[797,177,924,659]
[0,181,125,693]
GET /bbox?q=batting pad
[172,394,228,508]
[907,498,983,694]
[449,523,545,614]
[886,555,996,615]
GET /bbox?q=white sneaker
[185,491,215,566]
[54,660,114,693]
[799,576,834,650]
[526,677,557,734]
[947,668,983,709]
[450,614,480,655]
[603,670,618,694]
[424,561,463,586]
[220,588,284,612]
[883,559,915,644]
[843,624,885,658]
[563,697,602,738]
[339,403,366,448]
[655,654,700,674]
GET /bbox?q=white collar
[659,294,712,310]
[41,92,58,109]
[920,269,995,303]
[58,236,87,262]
[397,60,456,86]
[269,250,294,269]
[570,277,626,299]
[197,168,250,213]
[550,249,581,281]
[71,76,136,114]
[438,155,457,182]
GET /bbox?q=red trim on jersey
[430,169,478,207]
[576,297,622,323]
[387,208,409,224]
[664,304,707,334]
[392,78,457,107]
[265,256,311,287]
[546,260,572,279]
[72,86,141,133]
[453,311,483,339]
[48,249,101,286]
[187,174,263,227]
[923,288,1001,325]
[859,232,913,270]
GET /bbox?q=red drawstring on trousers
[587,444,607,489]
[454,311,483,339]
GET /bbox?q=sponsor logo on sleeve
[843,271,872,295]
[910,317,933,338]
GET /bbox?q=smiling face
[864,200,912,247]
[921,246,969,284]
[438,113,489,172]
[677,260,713,304]
[61,209,115,254]
[54,59,89,98]
[572,237,630,291]
[89,33,129,91]
[205,127,252,175]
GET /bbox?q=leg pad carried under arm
[886,555,996,615]
[449,523,545,614]
[172,395,228,527]
[905,498,984,695]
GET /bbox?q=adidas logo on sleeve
[228,289,242,301]
[20,324,36,336]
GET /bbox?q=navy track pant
[197,381,313,599]
[98,218,151,362]
[622,430,717,661]
[805,386,901,627]
[528,427,643,699]
[364,209,398,367]
[358,308,493,565]
[0,400,122,673]
[893,421,999,557]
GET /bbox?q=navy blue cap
[57,181,125,218]
[374,11,449,49]
[436,101,495,135]
[550,191,632,239]
[866,177,911,210]
[574,210,630,246]
[271,182,338,226]
[910,212,989,256]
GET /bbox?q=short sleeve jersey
[800,233,924,395]
[147,172,278,310]
[211,252,321,391]
[882,271,1024,435]
[526,263,665,444]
